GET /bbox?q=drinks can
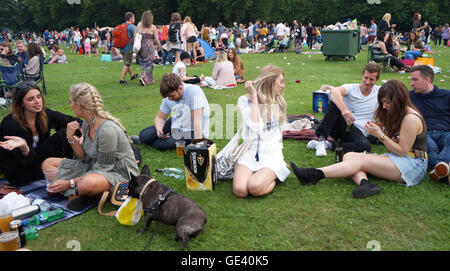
[10,220,26,248]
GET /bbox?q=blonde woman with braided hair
[232,65,290,198]
[41,83,139,211]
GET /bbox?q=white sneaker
[315,141,327,157]
[307,140,318,149]
[307,140,332,150]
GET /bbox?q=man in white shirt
[275,21,286,39]
[308,63,382,156]
[172,51,200,84]
[132,73,209,151]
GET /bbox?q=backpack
[113,23,130,49]
[312,28,317,36]
[168,22,181,43]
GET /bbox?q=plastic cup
[43,170,57,195]
[0,231,19,251]
[0,213,13,234]
[176,141,185,157]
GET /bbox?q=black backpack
[168,22,181,43]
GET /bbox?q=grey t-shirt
[160,83,210,138]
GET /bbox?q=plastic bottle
[156,168,185,179]
[335,139,344,163]
[23,208,64,227]
[24,226,39,240]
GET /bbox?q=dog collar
[139,178,156,200]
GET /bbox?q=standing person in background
[306,23,314,50]
[160,24,171,65]
[432,25,443,47]
[183,16,199,65]
[135,10,160,86]
[119,12,138,85]
[412,13,424,35]
[368,19,377,44]
[379,13,396,33]
[164,12,184,65]
[443,24,449,47]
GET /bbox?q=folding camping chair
[367,44,391,72]
[0,62,23,110]
[24,56,46,95]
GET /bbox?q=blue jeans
[427,130,450,169]
[404,50,422,60]
[138,118,194,151]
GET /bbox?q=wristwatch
[70,179,76,189]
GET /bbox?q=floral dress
[137,33,155,85]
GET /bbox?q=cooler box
[313,91,329,113]
[415,57,434,66]
[101,54,112,62]
[183,140,217,191]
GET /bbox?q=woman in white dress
[233,65,290,198]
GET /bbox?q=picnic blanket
[282,114,334,142]
[0,178,98,231]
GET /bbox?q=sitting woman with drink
[0,81,79,185]
[291,79,428,198]
[233,65,290,198]
[41,83,139,211]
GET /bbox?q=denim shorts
[383,153,427,186]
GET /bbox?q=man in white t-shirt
[275,21,286,39]
[308,63,382,157]
[172,51,200,84]
[132,72,209,151]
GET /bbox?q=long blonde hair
[251,65,286,124]
[69,83,130,142]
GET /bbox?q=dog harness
[141,180,174,251]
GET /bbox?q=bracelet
[378,133,386,141]
[67,136,77,144]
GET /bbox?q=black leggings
[315,102,371,153]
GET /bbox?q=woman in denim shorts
[291,79,428,198]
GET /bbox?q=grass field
[1,43,449,251]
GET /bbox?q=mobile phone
[75,129,82,138]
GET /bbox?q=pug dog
[128,165,207,251]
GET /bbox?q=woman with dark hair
[412,12,425,35]
[227,48,245,83]
[47,44,67,64]
[0,82,79,185]
[24,43,44,79]
[400,31,425,60]
[372,30,408,71]
[291,80,428,198]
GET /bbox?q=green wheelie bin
[321,28,360,61]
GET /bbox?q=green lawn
[2,43,449,251]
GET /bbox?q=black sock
[290,162,324,185]
[359,179,370,185]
